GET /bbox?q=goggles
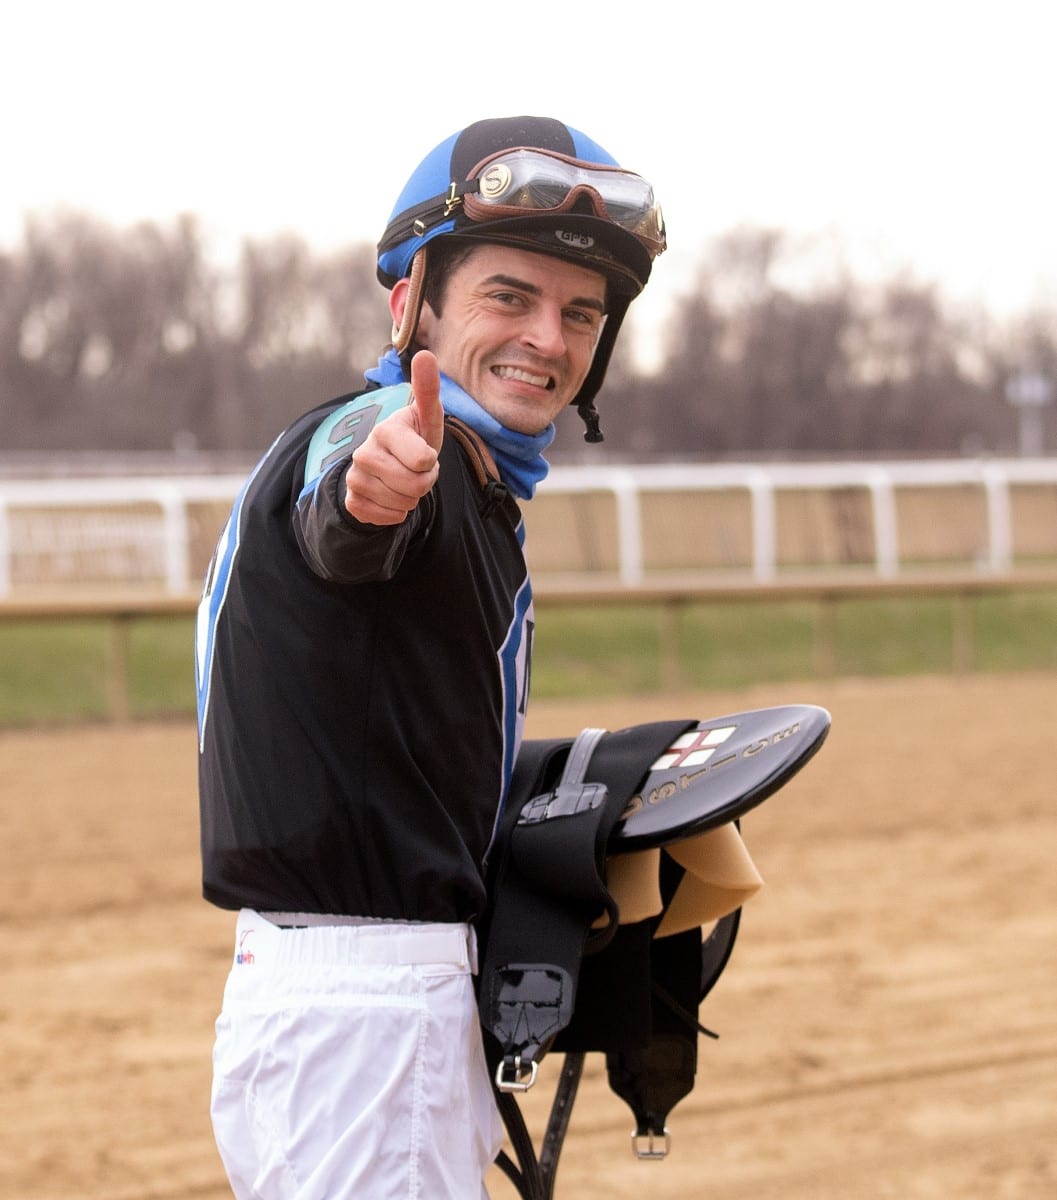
[454,147,666,259]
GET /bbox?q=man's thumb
[409,350,444,452]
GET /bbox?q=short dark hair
[421,238,478,316]
[421,235,612,319]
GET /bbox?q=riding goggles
[455,147,666,259]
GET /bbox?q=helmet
[376,116,666,442]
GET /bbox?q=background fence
[2,458,1057,598]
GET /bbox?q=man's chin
[477,388,557,433]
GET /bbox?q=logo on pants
[236,929,256,965]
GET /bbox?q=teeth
[494,365,550,388]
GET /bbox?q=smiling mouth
[492,365,555,390]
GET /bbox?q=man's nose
[519,304,566,357]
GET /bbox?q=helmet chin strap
[577,397,604,443]
[391,247,428,354]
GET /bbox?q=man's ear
[389,277,409,333]
[390,273,433,351]
[390,245,437,353]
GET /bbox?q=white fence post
[0,501,10,596]
[747,470,776,582]
[867,468,899,578]
[980,463,1012,573]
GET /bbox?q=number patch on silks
[303,383,414,484]
[612,704,831,851]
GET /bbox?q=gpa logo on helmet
[554,229,595,250]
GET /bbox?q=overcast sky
[5,0,1055,349]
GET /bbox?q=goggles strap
[391,247,428,354]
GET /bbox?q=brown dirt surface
[2,672,1055,1199]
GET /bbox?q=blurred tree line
[1,212,1053,462]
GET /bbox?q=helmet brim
[445,212,652,298]
[377,210,651,299]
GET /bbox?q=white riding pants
[211,910,503,1199]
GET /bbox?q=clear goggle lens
[462,148,666,258]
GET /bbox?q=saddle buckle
[631,1127,671,1160]
[495,1054,539,1094]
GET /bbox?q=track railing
[3,458,1057,595]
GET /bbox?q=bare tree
[1,213,1052,460]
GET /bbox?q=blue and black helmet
[376,115,666,442]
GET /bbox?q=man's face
[414,243,608,434]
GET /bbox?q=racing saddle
[476,703,831,1200]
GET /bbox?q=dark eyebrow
[483,273,607,315]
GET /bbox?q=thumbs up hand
[344,351,445,526]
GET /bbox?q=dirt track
[2,672,1056,1199]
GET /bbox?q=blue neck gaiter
[364,348,554,500]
